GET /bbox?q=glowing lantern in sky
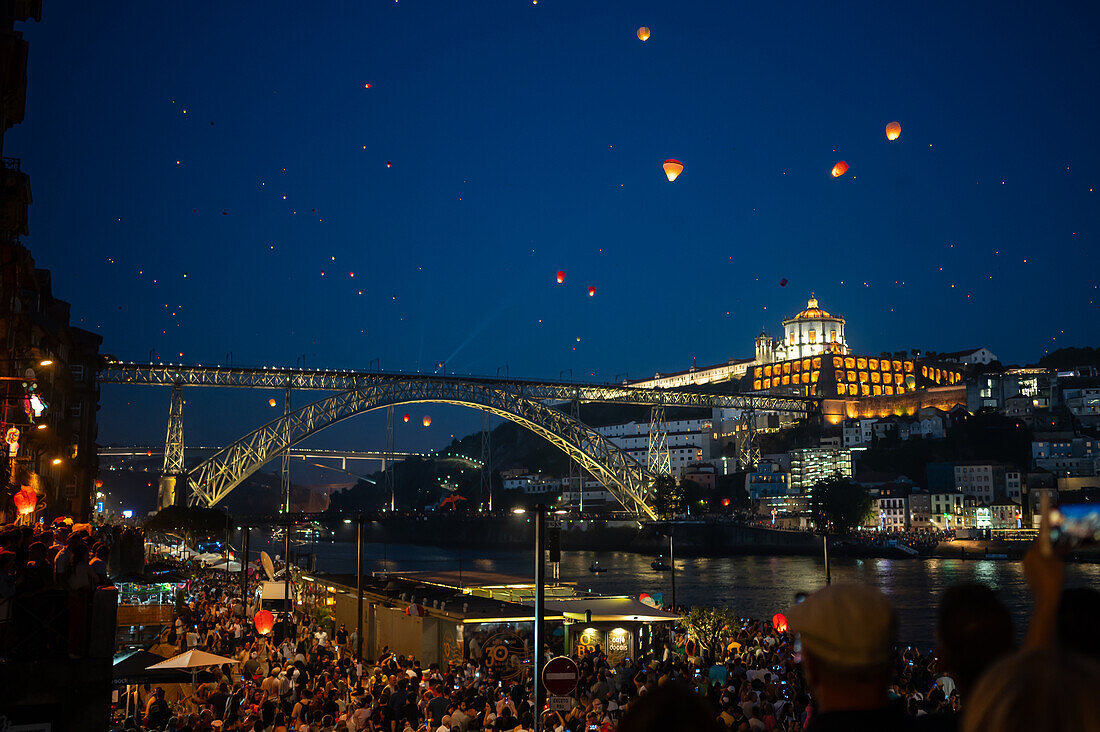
[403,413,410,423]
[422,415,432,427]
[254,609,275,635]
[268,398,277,407]
[662,159,684,182]
[636,26,650,42]
[772,612,788,633]
[556,271,565,284]
[14,487,36,515]
[386,161,392,168]
[588,286,596,297]
[779,278,788,287]
[831,161,849,178]
[721,498,731,507]
[885,121,901,141]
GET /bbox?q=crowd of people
[106,538,1100,732]
[0,517,142,657]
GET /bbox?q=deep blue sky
[12,1,1100,453]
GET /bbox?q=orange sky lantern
[14,487,36,515]
[588,286,595,297]
[772,612,788,633]
[886,121,901,140]
[403,413,410,423]
[268,398,277,407]
[254,609,275,635]
[422,415,431,427]
[556,271,565,284]
[637,26,650,41]
[831,161,849,177]
[662,159,684,182]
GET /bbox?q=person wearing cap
[785,584,914,731]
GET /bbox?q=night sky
[11,2,1100,454]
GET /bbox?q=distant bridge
[99,446,428,469]
[98,362,818,520]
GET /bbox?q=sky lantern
[385,161,392,168]
[779,278,788,287]
[831,161,849,178]
[721,497,731,507]
[885,121,901,141]
[636,26,650,41]
[772,612,788,633]
[268,398,277,407]
[14,487,36,515]
[662,159,684,182]
[556,271,565,284]
[588,285,596,297]
[422,415,432,427]
[403,413,410,423]
[254,609,275,635]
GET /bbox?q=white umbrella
[146,649,239,697]
[209,558,242,572]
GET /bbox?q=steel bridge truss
[186,378,661,520]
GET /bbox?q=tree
[684,606,739,660]
[651,475,683,519]
[807,477,873,535]
[680,479,708,515]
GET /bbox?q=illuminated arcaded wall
[839,385,967,419]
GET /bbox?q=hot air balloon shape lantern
[885,121,901,141]
[636,26,650,41]
[13,487,36,516]
[254,609,275,635]
[662,159,684,182]
[772,612,788,633]
[403,413,410,423]
[588,286,596,297]
[831,161,849,178]
[268,398,277,407]
[556,271,565,284]
[422,415,432,427]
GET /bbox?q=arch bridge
[98,362,818,520]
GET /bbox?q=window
[847,370,857,383]
[835,370,845,382]
[70,364,85,382]
[813,357,822,369]
[871,371,881,384]
[69,404,83,418]
[905,361,914,373]
[793,360,801,372]
[845,357,856,369]
[811,370,819,383]
[808,330,817,344]
[830,330,836,342]
[859,371,869,383]
[754,379,762,390]
[893,360,903,371]
[884,386,894,395]
[869,359,879,370]
[857,358,868,370]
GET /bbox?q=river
[248,534,1100,648]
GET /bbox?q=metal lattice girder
[98,362,818,414]
[736,410,761,471]
[647,404,671,476]
[162,385,186,475]
[186,379,659,520]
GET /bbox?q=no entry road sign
[542,656,580,696]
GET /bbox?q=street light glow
[51,458,62,465]
[512,508,526,514]
[39,359,53,367]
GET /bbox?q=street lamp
[51,458,62,466]
[38,359,53,367]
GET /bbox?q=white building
[876,490,910,530]
[941,347,998,365]
[594,418,715,478]
[929,491,965,529]
[779,296,848,361]
[789,447,853,491]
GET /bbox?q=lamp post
[534,503,546,732]
[356,514,365,661]
[239,525,251,599]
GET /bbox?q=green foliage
[684,606,739,659]
[310,604,335,635]
[651,475,683,519]
[1038,347,1100,371]
[679,479,708,515]
[807,477,873,535]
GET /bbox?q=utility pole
[533,504,547,732]
[239,525,250,599]
[669,533,676,610]
[282,386,292,618]
[356,514,365,661]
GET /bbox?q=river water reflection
[254,537,1100,648]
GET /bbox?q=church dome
[785,296,844,324]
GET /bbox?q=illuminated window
[793,360,801,372]
[782,375,790,385]
[783,362,791,375]
[905,361,914,373]
[813,357,822,369]
[764,365,772,377]
[803,359,811,371]
[847,370,857,382]
[884,385,894,395]
[922,366,928,377]
[892,360,902,372]
[845,357,855,369]
[869,359,879,370]
[894,373,904,385]
[873,385,882,396]
[764,378,771,389]
[811,370,819,382]
[801,373,810,384]
[835,370,845,382]
[871,371,881,384]
[755,367,762,379]
[857,358,868,370]
[808,330,816,344]
[789,333,796,345]
[861,384,870,396]
[830,330,836,342]
[897,385,905,394]
[754,380,762,390]
[859,371,869,383]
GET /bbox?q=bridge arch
[187,378,658,519]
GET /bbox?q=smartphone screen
[1050,503,1100,549]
